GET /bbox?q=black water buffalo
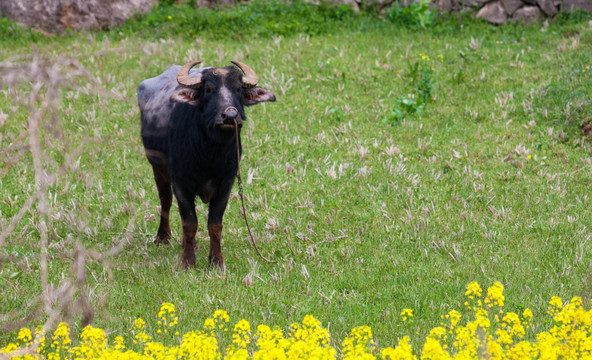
[138,60,276,268]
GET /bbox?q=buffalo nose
[222,107,238,122]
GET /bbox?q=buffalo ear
[244,87,276,106]
[171,88,200,105]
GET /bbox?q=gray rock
[196,0,236,7]
[438,0,462,12]
[522,0,537,5]
[462,0,491,8]
[512,5,543,21]
[476,0,507,23]
[501,0,524,14]
[562,0,592,12]
[537,0,558,16]
[0,0,155,32]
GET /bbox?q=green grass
[1,2,592,352]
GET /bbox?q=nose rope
[234,118,276,263]
[225,106,238,115]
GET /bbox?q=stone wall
[0,0,156,33]
[1,0,590,33]
[465,0,592,24]
[372,0,590,23]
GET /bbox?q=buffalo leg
[174,185,198,268]
[208,185,233,268]
[148,160,172,245]
[208,223,224,267]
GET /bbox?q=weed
[415,56,434,105]
[0,17,42,45]
[327,107,347,123]
[533,52,592,141]
[117,0,358,40]
[387,0,435,29]
[383,53,435,125]
[382,96,424,125]
[553,8,592,26]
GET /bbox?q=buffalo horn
[230,60,258,88]
[177,60,203,88]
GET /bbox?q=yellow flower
[465,282,483,299]
[113,336,125,350]
[428,326,447,340]
[421,337,450,359]
[17,328,33,345]
[231,319,251,349]
[522,309,533,324]
[485,282,505,308]
[547,296,563,316]
[447,310,462,329]
[342,325,376,359]
[6,285,592,360]
[419,53,431,62]
[381,336,416,360]
[134,317,146,331]
[214,309,230,322]
[401,308,414,321]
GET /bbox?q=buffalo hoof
[181,256,196,269]
[181,243,197,269]
[209,255,225,269]
[154,232,171,245]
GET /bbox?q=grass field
[1,2,592,355]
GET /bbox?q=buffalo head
[171,60,276,132]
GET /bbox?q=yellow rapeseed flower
[547,296,563,316]
[419,53,431,62]
[381,336,417,360]
[134,317,146,331]
[401,308,414,321]
[17,328,32,345]
[485,282,505,308]
[465,282,483,299]
[5,283,592,360]
[447,310,462,329]
[231,319,251,349]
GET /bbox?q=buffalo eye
[205,85,214,95]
